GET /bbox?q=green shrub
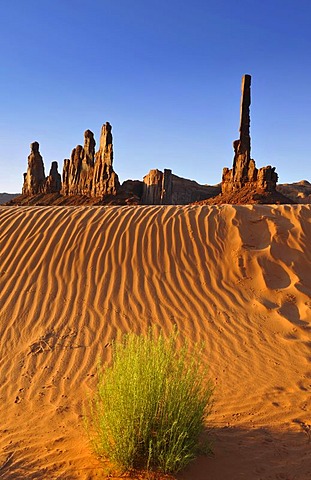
[86,328,213,474]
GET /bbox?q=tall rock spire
[80,129,96,194]
[22,142,46,195]
[239,74,251,155]
[61,130,96,195]
[22,142,61,195]
[232,74,253,185]
[91,122,120,197]
[222,74,278,194]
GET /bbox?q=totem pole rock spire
[222,74,278,195]
[231,74,252,185]
[239,74,251,156]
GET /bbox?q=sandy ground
[0,204,310,480]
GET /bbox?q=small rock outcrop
[142,168,219,205]
[121,179,144,199]
[45,161,62,193]
[221,74,278,195]
[22,142,46,195]
[142,169,172,204]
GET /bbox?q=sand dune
[0,204,310,479]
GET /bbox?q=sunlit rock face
[22,141,46,195]
[61,124,119,197]
[91,122,120,197]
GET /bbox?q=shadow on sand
[1,426,310,480]
[177,425,310,480]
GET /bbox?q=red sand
[0,204,310,479]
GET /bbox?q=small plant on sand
[86,328,213,474]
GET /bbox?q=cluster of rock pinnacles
[22,123,119,198]
[22,75,279,204]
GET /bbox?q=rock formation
[22,142,61,195]
[61,123,119,197]
[61,130,96,196]
[16,81,293,207]
[45,161,62,193]
[91,122,120,197]
[22,142,46,195]
[142,168,219,205]
[121,180,144,200]
[142,169,171,204]
[81,129,96,194]
[221,74,278,195]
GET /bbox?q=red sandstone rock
[61,159,70,196]
[61,130,96,196]
[23,125,120,200]
[45,161,61,193]
[67,144,84,195]
[22,142,46,195]
[142,169,166,204]
[91,122,120,197]
[79,129,95,195]
[121,180,144,199]
[142,168,218,205]
[61,126,120,198]
[221,75,279,197]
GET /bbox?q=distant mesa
[0,193,19,205]
[7,75,302,206]
[276,180,311,204]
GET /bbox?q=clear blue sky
[0,0,310,192]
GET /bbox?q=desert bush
[86,328,213,474]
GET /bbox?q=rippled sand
[0,205,310,479]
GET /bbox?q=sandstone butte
[7,75,309,206]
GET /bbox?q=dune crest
[0,205,310,479]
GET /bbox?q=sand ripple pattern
[0,204,310,479]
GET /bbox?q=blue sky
[0,0,310,192]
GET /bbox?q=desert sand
[0,204,310,479]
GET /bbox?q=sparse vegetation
[86,328,213,474]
